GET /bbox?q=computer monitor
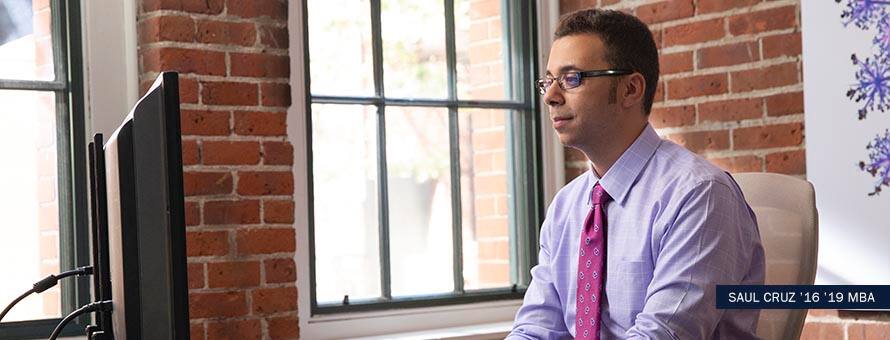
[87,134,113,338]
[101,71,189,339]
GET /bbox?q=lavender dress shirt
[508,124,765,339]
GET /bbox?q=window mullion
[369,0,392,301]
[443,0,465,295]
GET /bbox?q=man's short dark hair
[555,9,660,115]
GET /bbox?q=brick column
[137,1,297,339]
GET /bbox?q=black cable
[0,288,36,324]
[0,266,93,324]
[48,300,112,340]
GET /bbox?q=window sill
[301,299,521,339]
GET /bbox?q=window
[303,0,542,315]
[0,0,89,338]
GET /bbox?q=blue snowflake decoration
[846,53,890,119]
[876,15,890,55]
[858,129,890,195]
[838,0,890,29]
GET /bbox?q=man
[507,9,764,340]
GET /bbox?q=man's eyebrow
[546,65,580,76]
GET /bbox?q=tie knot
[591,183,611,206]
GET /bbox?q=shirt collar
[588,124,662,206]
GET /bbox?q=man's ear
[621,73,646,111]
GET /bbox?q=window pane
[455,0,509,101]
[381,0,447,99]
[0,0,55,81]
[312,104,381,303]
[385,106,454,296]
[0,90,60,321]
[308,0,374,97]
[458,108,512,289]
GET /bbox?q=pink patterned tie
[576,183,610,339]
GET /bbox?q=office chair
[732,172,819,340]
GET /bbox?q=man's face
[543,33,621,150]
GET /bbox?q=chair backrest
[731,172,818,340]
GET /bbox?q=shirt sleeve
[507,210,573,340]
[624,179,763,340]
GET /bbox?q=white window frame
[288,0,563,337]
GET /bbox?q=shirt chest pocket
[605,259,653,324]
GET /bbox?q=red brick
[196,19,256,46]
[729,6,797,36]
[667,73,728,100]
[204,200,261,225]
[732,123,804,150]
[268,316,299,339]
[663,18,724,47]
[179,77,199,104]
[231,53,290,78]
[189,291,248,318]
[143,0,224,14]
[259,24,289,49]
[201,81,258,106]
[263,141,293,165]
[202,141,261,165]
[251,286,297,314]
[697,41,759,69]
[847,323,890,340]
[183,171,233,196]
[188,263,204,289]
[264,200,294,224]
[236,228,295,255]
[227,0,287,20]
[698,98,763,122]
[652,29,662,50]
[659,51,693,75]
[237,171,293,195]
[207,261,260,288]
[762,32,802,59]
[186,231,228,257]
[766,91,804,116]
[264,258,296,283]
[697,0,760,14]
[182,139,199,165]
[234,111,286,136]
[799,322,844,340]
[731,62,799,93]
[142,48,225,76]
[181,110,230,136]
[649,105,695,128]
[559,0,595,14]
[139,15,195,43]
[207,319,261,340]
[261,82,291,107]
[185,200,200,226]
[709,155,762,173]
[190,322,204,340]
[666,130,730,153]
[635,0,693,24]
[765,150,805,174]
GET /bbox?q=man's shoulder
[647,139,739,195]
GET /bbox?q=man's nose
[542,82,565,107]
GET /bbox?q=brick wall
[559,0,890,338]
[136,1,297,339]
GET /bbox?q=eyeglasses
[535,69,633,95]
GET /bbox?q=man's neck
[583,123,648,178]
